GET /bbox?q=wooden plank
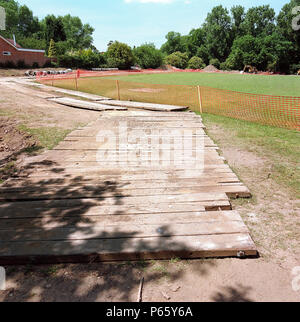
[0,191,228,202]
[0,221,250,242]
[0,184,250,201]
[100,100,188,111]
[48,97,127,111]
[1,175,241,186]
[0,233,257,265]
[0,180,245,192]
[44,87,111,101]
[0,200,231,217]
[0,211,243,229]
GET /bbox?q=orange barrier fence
[38,73,300,131]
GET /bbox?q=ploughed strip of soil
[0,118,37,179]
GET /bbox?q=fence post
[75,71,78,91]
[116,80,120,100]
[197,86,203,114]
[51,74,54,87]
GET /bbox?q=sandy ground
[0,78,299,302]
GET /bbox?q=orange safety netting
[37,71,300,131]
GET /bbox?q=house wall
[0,37,50,67]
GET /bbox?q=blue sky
[20,0,289,51]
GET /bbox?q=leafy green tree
[18,5,40,36]
[185,28,205,58]
[18,37,46,50]
[231,5,246,39]
[133,43,163,69]
[225,34,292,71]
[58,49,106,69]
[202,5,232,62]
[161,31,185,55]
[196,45,210,65]
[61,15,94,50]
[44,15,66,47]
[277,0,300,71]
[107,41,134,70]
[165,51,189,69]
[188,56,205,69]
[243,5,276,37]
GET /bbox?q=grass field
[107,72,300,97]
[45,72,300,130]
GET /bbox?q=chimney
[13,34,16,46]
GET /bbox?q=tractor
[243,65,258,74]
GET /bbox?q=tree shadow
[0,157,217,302]
[212,285,253,302]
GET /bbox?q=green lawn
[106,72,300,97]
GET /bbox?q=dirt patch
[204,121,300,264]
[203,65,219,72]
[0,118,37,165]
[128,88,166,93]
[0,68,64,78]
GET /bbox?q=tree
[165,51,189,69]
[133,43,163,69]
[107,41,134,70]
[48,39,57,58]
[231,5,246,39]
[225,34,292,71]
[202,5,232,62]
[18,5,40,37]
[44,15,66,46]
[188,56,205,69]
[277,0,300,71]
[196,45,210,65]
[61,15,94,50]
[161,31,185,55]
[243,5,276,37]
[185,28,205,58]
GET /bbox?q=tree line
[160,0,300,73]
[0,0,300,73]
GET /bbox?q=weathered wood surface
[0,109,256,264]
[100,100,189,111]
[47,97,127,111]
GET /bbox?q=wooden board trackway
[0,109,257,264]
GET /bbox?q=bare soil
[0,68,64,78]
[129,88,166,93]
[0,77,299,302]
[0,118,36,165]
[203,65,219,72]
